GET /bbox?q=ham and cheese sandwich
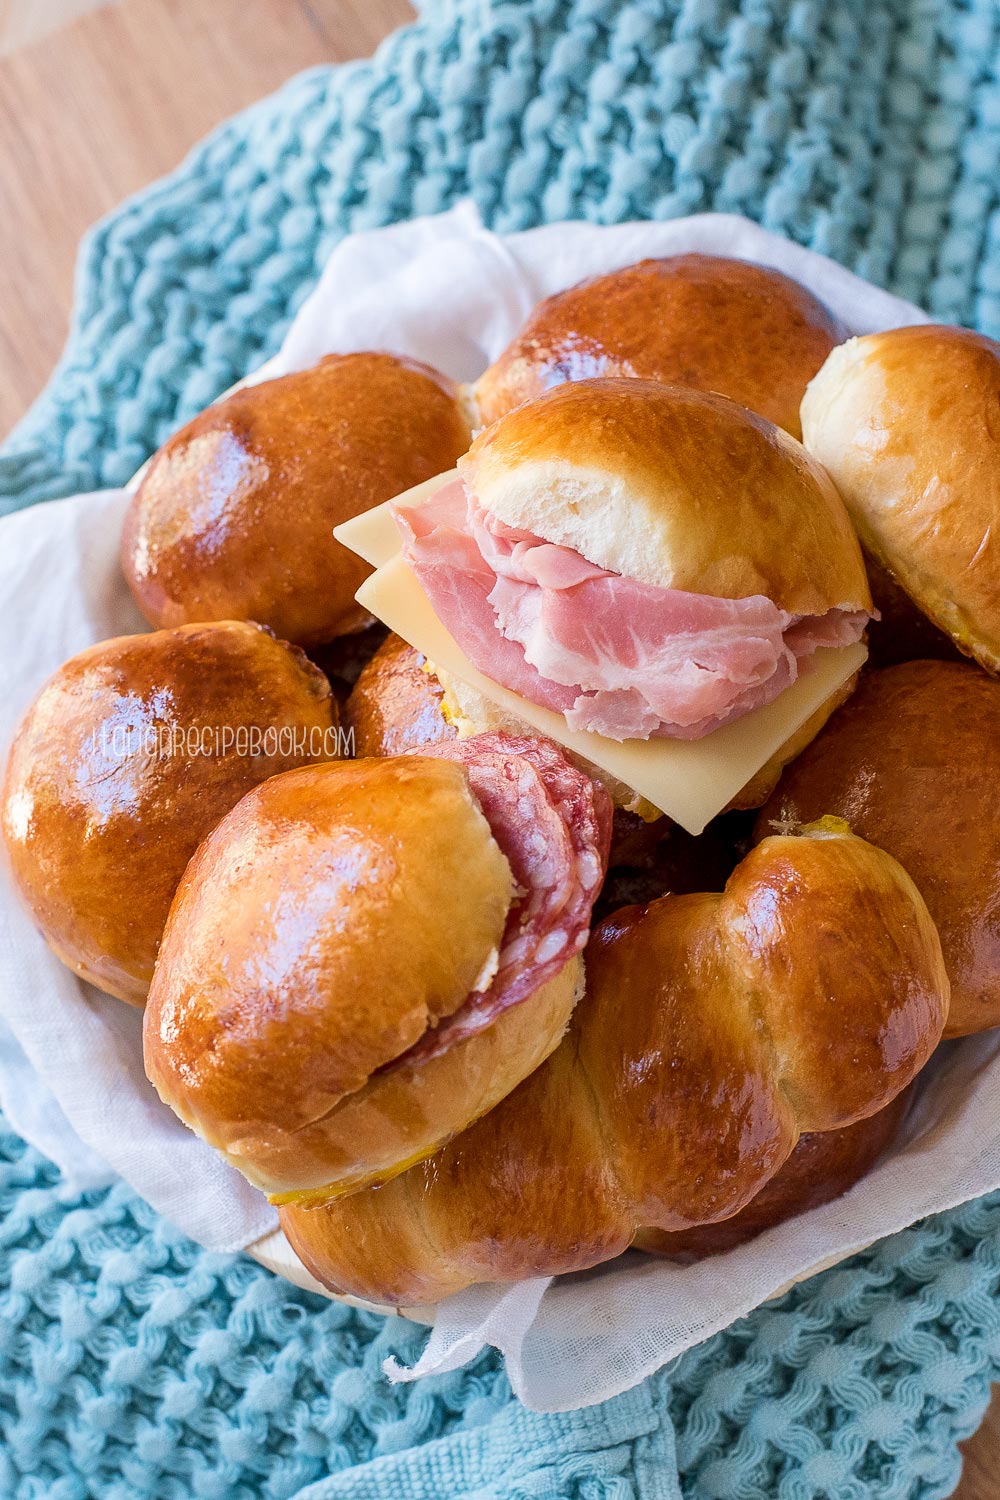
[392,378,872,746]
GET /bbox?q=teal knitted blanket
[3,1,1000,1495]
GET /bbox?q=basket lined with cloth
[3,0,1000,1495]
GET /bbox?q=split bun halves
[144,736,611,1201]
[394,379,871,749]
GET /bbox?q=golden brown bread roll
[144,734,612,1201]
[636,1088,910,1261]
[122,353,472,647]
[464,379,868,616]
[1,622,337,1006]
[343,631,455,758]
[801,325,1000,672]
[280,825,947,1304]
[756,659,1000,1037]
[474,254,845,438]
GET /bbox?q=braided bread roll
[637,1087,911,1262]
[281,824,949,1304]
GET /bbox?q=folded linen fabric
[3,0,1000,1495]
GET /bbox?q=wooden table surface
[0,0,413,436]
[0,3,997,1495]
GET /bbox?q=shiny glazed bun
[756,659,1000,1038]
[636,1089,910,1261]
[1,622,337,1006]
[144,735,611,1201]
[281,826,947,1305]
[801,325,1000,671]
[123,353,472,647]
[465,380,869,614]
[343,631,455,758]
[474,254,845,437]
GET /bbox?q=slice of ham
[393,484,578,717]
[391,732,612,1067]
[393,480,869,741]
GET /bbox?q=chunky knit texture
[2,0,1000,515]
[2,1120,1000,1499]
[2,0,1000,1494]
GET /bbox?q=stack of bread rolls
[5,249,999,1309]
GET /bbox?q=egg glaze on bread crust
[474,253,845,438]
[144,738,611,1201]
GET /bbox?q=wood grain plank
[0,0,412,437]
[956,1410,1000,1499]
[0,0,114,55]
[302,0,417,55]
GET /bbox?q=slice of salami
[396,731,612,1066]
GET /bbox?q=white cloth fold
[5,206,983,1414]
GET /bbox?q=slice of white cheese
[353,552,866,835]
[335,471,459,567]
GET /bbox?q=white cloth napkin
[8,205,997,1414]
[0,489,277,1246]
